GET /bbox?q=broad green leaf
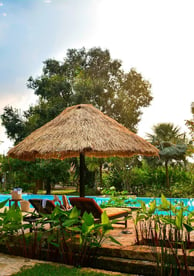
[134,213,146,224]
[82,212,94,226]
[148,200,156,214]
[108,235,122,245]
[160,216,175,225]
[0,199,9,209]
[66,226,81,232]
[139,201,146,212]
[183,223,193,232]
[82,223,94,234]
[82,223,88,234]
[160,194,170,210]
[90,242,101,247]
[62,218,78,227]
[101,211,110,224]
[101,223,113,233]
[69,206,80,219]
[175,208,183,229]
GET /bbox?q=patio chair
[23,199,56,231]
[69,197,129,228]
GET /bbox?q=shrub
[0,201,120,267]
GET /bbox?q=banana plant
[40,206,121,266]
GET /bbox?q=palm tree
[146,123,187,187]
[147,123,185,145]
[186,119,194,155]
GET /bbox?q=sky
[0,0,193,154]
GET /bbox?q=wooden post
[80,152,85,197]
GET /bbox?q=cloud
[1,0,193,154]
[0,88,38,154]
[0,125,13,155]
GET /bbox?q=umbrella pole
[79,152,85,197]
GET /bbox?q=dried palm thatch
[8,104,159,161]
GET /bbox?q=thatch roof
[8,104,159,161]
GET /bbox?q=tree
[1,47,153,144]
[0,156,71,194]
[146,123,187,188]
[1,107,26,144]
[185,119,194,155]
[1,47,153,193]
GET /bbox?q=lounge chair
[23,199,56,231]
[69,197,129,228]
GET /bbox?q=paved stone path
[0,253,46,276]
[0,253,132,276]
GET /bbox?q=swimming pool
[0,194,104,208]
[1,194,194,212]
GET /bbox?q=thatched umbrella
[8,104,159,196]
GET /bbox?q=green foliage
[1,47,153,145]
[159,143,187,159]
[147,123,186,145]
[44,206,120,265]
[100,157,141,192]
[186,119,194,140]
[106,169,123,191]
[0,106,26,144]
[0,156,71,193]
[125,164,194,197]
[185,118,194,155]
[100,194,135,209]
[101,186,117,196]
[134,195,194,275]
[0,202,120,267]
[134,194,194,239]
[0,199,31,249]
[146,123,189,188]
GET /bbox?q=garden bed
[137,239,194,249]
[1,242,194,275]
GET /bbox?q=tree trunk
[45,180,51,195]
[99,162,103,188]
[33,179,42,194]
[165,160,170,188]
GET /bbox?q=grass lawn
[12,263,130,276]
[38,189,78,195]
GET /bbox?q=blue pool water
[1,194,194,213]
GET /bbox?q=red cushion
[69,197,103,218]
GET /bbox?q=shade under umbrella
[8,104,159,196]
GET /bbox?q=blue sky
[0,0,194,153]
[0,0,97,93]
